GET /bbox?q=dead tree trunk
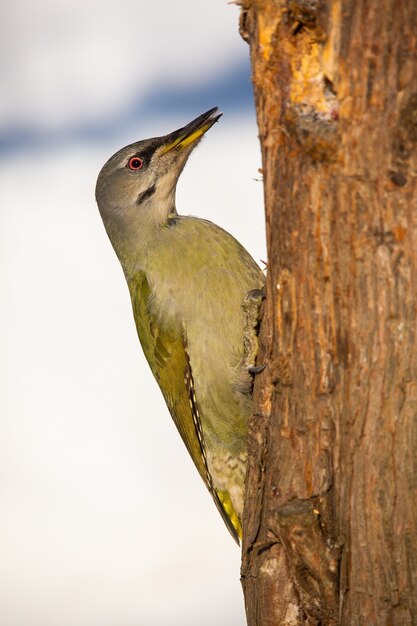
[240,1,417,624]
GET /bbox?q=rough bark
[239,1,417,624]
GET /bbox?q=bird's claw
[248,364,266,375]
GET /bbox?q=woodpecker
[96,108,264,542]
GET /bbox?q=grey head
[95,107,222,267]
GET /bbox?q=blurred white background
[0,1,266,625]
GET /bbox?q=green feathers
[120,217,263,543]
[128,267,253,543]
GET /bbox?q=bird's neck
[104,194,178,278]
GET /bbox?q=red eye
[128,157,143,170]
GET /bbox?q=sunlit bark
[240,1,417,624]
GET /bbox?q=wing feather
[129,272,240,543]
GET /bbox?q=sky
[0,2,266,625]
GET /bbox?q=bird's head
[96,108,222,237]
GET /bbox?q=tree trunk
[239,1,417,624]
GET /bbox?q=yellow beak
[161,107,222,154]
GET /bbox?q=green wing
[128,272,241,543]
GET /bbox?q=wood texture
[240,1,417,624]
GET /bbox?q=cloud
[0,0,247,132]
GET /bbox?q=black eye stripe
[130,143,159,167]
